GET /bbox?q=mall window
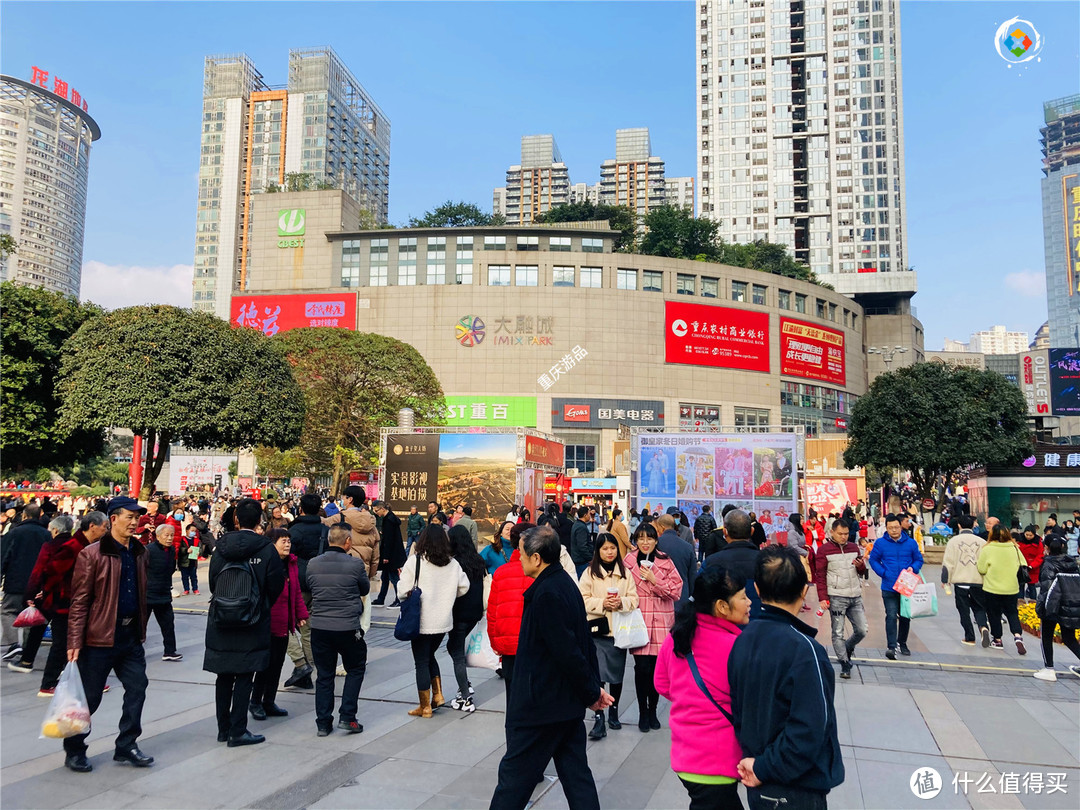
[643,270,663,292]
[341,239,361,287]
[565,445,596,474]
[516,265,538,286]
[677,274,696,295]
[398,238,417,286]
[581,267,602,288]
[553,266,575,287]
[828,302,837,322]
[484,235,506,251]
[778,289,791,310]
[517,235,539,251]
[734,407,771,428]
[795,292,807,313]
[488,265,511,286]
[369,239,388,287]
[617,268,638,290]
[752,284,767,306]
[456,236,473,284]
[732,280,747,302]
[701,276,719,298]
[582,238,603,253]
[816,298,826,318]
[550,236,572,251]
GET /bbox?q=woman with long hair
[481,521,515,575]
[623,522,682,732]
[655,566,751,810]
[977,524,1028,654]
[606,508,630,559]
[579,533,639,740]
[446,525,487,713]
[1018,525,1044,602]
[398,525,469,717]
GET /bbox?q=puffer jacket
[812,539,862,601]
[1037,554,1080,628]
[1018,539,1044,584]
[486,549,532,656]
[869,531,923,592]
[323,506,380,580]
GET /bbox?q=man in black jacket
[705,509,761,613]
[490,526,611,810]
[284,493,327,689]
[203,499,284,748]
[693,505,717,558]
[371,501,404,607]
[1,504,50,662]
[557,501,574,551]
[728,546,844,808]
[569,506,594,576]
[146,525,181,662]
[655,514,697,610]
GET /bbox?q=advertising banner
[805,477,860,517]
[230,293,358,336]
[635,432,798,529]
[438,433,517,538]
[1049,348,1080,416]
[780,318,846,386]
[168,455,234,495]
[1020,350,1051,415]
[1064,173,1080,298]
[551,398,665,429]
[664,301,769,372]
[519,468,546,517]
[524,435,565,468]
[445,396,538,427]
[384,434,441,515]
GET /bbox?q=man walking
[371,501,404,607]
[728,546,844,808]
[811,519,868,679]
[489,526,611,810]
[306,523,370,736]
[1,503,50,661]
[64,497,154,774]
[869,514,923,660]
[406,506,425,557]
[203,498,284,747]
[693,505,717,560]
[284,492,328,690]
[941,514,989,647]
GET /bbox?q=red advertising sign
[805,478,859,516]
[230,294,358,336]
[525,436,565,468]
[562,404,591,422]
[780,318,846,386]
[664,302,769,372]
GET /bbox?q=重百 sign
[444,396,538,427]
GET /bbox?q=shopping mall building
[232,189,924,483]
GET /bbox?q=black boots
[588,712,607,740]
[607,705,621,730]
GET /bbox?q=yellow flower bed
[1017,601,1080,644]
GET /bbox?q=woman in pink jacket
[655,565,752,810]
[624,522,682,732]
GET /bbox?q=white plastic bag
[465,625,500,670]
[360,595,371,634]
[613,609,650,650]
[40,661,91,739]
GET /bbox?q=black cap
[107,496,147,516]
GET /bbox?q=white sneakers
[1032,668,1057,682]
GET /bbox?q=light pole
[867,345,909,371]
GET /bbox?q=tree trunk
[141,429,171,498]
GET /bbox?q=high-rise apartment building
[495,135,570,225]
[598,128,666,216]
[942,325,1030,355]
[0,72,101,298]
[1040,94,1080,347]
[192,47,390,317]
[666,176,696,211]
[696,0,911,304]
[570,181,600,205]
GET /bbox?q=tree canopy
[58,305,305,494]
[719,240,817,283]
[0,234,17,261]
[408,200,498,228]
[274,328,445,493]
[640,205,723,260]
[1,282,106,471]
[843,363,1032,507]
[535,202,637,251]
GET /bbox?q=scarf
[599,558,618,576]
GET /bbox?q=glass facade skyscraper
[1040,94,1080,348]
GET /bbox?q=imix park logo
[994,17,1042,71]
[278,208,306,236]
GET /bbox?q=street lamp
[867,345,909,370]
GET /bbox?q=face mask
[174,512,184,520]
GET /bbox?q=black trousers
[633,654,658,718]
[376,570,400,602]
[21,621,48,665]
[41,613,69,690]
[215,672,254,739]
[251,634,289,709]
[490,718,601,810]
[953,585,987,642]
[982,591,1022,640]
[747,786,827,810]
[447,621,477,696]
[311,627,367,727]
[64,623,147,756]
[149,603,177,655]
[1041,620,1080,667]
[502,654,516,694]
[410,633,444,690]
[679,777,744,810]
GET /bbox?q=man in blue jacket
[869,513,924,659]
[728,545,844,809]
[489,525,612,810]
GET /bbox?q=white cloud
[80,261,194,310]
[1003,269,1046,298]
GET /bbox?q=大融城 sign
[664,301,769,372]
[230,294,358,335]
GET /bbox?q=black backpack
[210,558,263,628]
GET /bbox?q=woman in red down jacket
[486,523,537,693]
[250,529,308,719]
[1018,524,1045,602]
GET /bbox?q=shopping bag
[465,625,500,670]
[40,661,91,739]
[359,595,371,634]
[901,579,938,619]
[613,608,650,650]
[13,605,47,627]
[892,569,922,597]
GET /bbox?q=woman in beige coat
[579,532,639,740]
[606,509,631,559]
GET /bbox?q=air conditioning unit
[566,468,581,477]
[593,468,609,477]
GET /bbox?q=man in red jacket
[487,523,537,692]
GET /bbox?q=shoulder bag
[685,650,735,725]
[1015,545,1031,592]
[393,555,423,641]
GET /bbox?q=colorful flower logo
[455,315,486,347]
[994,17,1042,65]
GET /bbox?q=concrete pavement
[1,564,1077,810]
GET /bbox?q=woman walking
[976,524,1028,654]
[655,566,751,810]
[606,509,630,559]
[623,523,682,732]
[480,521,514,576]
[1033,536,1080,681]
[398,525,469,718]
[579,532,639,739]
[446,525,487,713]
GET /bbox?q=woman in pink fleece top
[655,565,752,810]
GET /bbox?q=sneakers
[898,643,911,656]
[338,719,363,734]
[283,664,313,688]
[1,644,22,662]
[37,687,55,698]
[162,652,184,662]
[336,665,347,677]
[183,591,190,595]
[1033,668,1057,682]
[370,599,385,606]
[102,684,110,693]
[193,590,199,595]
[7,660,33,673]
[990,639,1004,650]
[455,696,476,714]
[885,648,897,661]
[961,638,976,646]
[1069,665,1080,678]
[388,599,401,608]
[839,662,852,680]
[1015,637,1027,656]
[980,627,991,648]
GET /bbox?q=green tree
[535,202,637,251]
[253,445,305,480]
[843,364,1031,511]
[640,205,722,260]
[408,200,497,227]
[58,305,305,495]
[0,234,17,260]
[1,282,106,470]
[719,240,817,283]
[275,328,445,494]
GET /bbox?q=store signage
[988,445,1080,476]
[30,65,88,111]
[1020,350,1050,415]
[552,398,665,429]
[456,314,555,348]
[384,434,440,512]
[277,209,306,248]
[679,402,721,432]
[571,478,617,491]
[525,436,565,468]
[1064,173,1080,299]
[231,293,357,335]
[665,301,769,372]
[834,417,848,429]
[780,318,846,386]
[444,396,537,427]
[1049,349,1080,416]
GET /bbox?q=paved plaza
[1,564,1078,810]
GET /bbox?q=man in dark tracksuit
[490,526,612,810]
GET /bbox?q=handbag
[1016,547,1031,591]
[613,608,650,650]
[393,556,423,641]
[686,650,735,724]
[587,616,610,636]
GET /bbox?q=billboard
[551,398,665,429]
[1049,348,1080,416]
[679,403,721,432]
[1019,350,1051,415]
[445,396,537,427]
[168,454,234,495]
[384,434,441,515]
[636,432,798,527]
[230,293,358,336]
[664,301,769,372]
[1064,173,1080,298]
[805,477,860,517]
[780,318,846,385]
[438,433,517,539]
[525,435,565,468]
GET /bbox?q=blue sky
[1,1,1077,349]
[438,433,517,461]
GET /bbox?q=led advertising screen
[780,318,846,386]
[230,293,358,335]
[1049,348,1080,416]
[664,301,770,372]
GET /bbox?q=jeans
[881,590,909,650]
[180,562,198,592]
[410,633,444,690]
[828,595,867,665]
[633,654,659,719]
[953,584,987,642]
[251,634,289,709]
[310,627,367,727]
[149,603,177,655]
[1040,620,1080,667]
[405,534,418,557]
[982,591,1022,640]
[287,591,313,667]
[678,778,744,810]
[64,623,147,755]
[490,718,600,810]
[215,672,254,739]
[376,569,400,603]
[446,621,477,697]
[40,613,68,690]
[1,591,24,647]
